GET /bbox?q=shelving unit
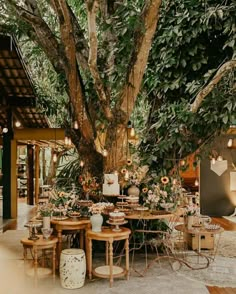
[17,152,27,198]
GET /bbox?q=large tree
[0,0,235,179]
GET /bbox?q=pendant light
[227,138,233,148]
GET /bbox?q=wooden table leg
[33,246,38,286]
[88,238,92,280]
[57,229,62,262]
[125,238,129,280]
[105,241,109,265]
[79,229,84,250]
[109,240,113,288]
[52,244,56,279]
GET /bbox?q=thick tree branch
[7,0,66,74]
[190,60,236,113]
[51,0,94,142]
[67,5,89,71]
[119,0,162,121]
[86,0,113,121]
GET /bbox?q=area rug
[217,231,236,258]
[223,216,236,223]
[0,229,236,292]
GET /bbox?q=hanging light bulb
[2,127,8,133]
[124,170,129,181]
[217,155,223,161]
[194,178,199,186]
[227,138,233,148]
[53,153,57,163]
[74,121,79,129]
[211,158,216,164]
[130,126,135,137]
[172,178,177,185]
[102,149,108,157]
[80,160,84,167]
[180,159,185,166]
[114,170,119,176]
[64,136,69,145]
[15,121,21,127]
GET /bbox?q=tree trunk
[104,125,130,172]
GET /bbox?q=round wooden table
[86,227,131,287]
[50,217,91,262]
[20,235,58,280]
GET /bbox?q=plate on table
[52,216,69,221]
[151,210,171,215]
[205,224,221,230]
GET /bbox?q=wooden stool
[20,235,58,281]
[86,227,131,287]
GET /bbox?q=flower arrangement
[48,189,71,208]
[38,202,54,217]
[119,164,149,189]
[185,203,199,216]
[140,176,182,210]
[78,174,101,197]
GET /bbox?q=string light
[172,178,177,185]
[15,121,21,127]
[194,178,199,186]
[74,121,79,129]
[53,153,57,163]
[180,160,185,166]
[124,170,129,181]
[102,149,108,157]
[130,126,135,137]
[227,138,233,148]
[2,127,8,133]
[80,160,84,167]
[64,136,69,145]
[217,155,223,161]
[114,170,119,176]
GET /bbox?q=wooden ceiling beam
[14,128,65,140]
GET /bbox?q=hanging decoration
[210,160,228,176]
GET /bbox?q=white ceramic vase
[42,216,51,229]
[187,215,194,230]
[90,214,103,232]
[127,185,140,197]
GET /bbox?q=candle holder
[25,221,42,240]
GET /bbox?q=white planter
[42,216,51,229]
[60,249,86,289]
[90,214,103,232]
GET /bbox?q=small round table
[20,235,58,280]
[50,217,91,262]
[86,227,131,287]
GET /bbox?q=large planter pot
[127,185,140,197]
[42,216,51,229]
[90,214,103,232]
